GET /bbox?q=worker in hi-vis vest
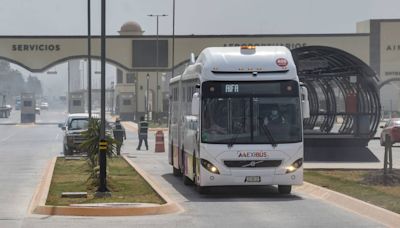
[137,116,148,150]
[113,118,126,155]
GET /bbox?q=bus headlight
[201,159,220,174]
[286,158,303,173]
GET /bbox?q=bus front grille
[224,160,282,168]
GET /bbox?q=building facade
[0,19,399,120]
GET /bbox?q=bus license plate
[245,176,261,182]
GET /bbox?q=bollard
[155,130,165,152]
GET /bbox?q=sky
[0,0,399,36]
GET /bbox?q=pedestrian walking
[137,116,149,150]
[113,118,126,155]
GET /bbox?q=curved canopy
[292,46,380,140]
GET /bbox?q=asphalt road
[0,108,66,125]
[0,123,63,228]
[0,110,387,228]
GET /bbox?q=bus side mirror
[190,53,196,65]
[192,92,200,116]
[301,85,310,119]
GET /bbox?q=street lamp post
[110,81,114,114]
[87,0,92,118]
[146,73,150,121]
[67,62,70,113]
[96,0,109,195]
[80,61,85,91]
[172,0,176,79]
[148,14,167,121]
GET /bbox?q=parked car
[35,106,40,115]
[59,113,91,155]
[59,113,113,155]
[380,118,400,146]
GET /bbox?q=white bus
[169,46,309,194]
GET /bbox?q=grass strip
[304,170,400,214]
[46,157,165,206]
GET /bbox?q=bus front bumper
[198,166,303,187]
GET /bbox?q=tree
[80,118,116,188]
[25,75,43,96]
[0,61,25,101]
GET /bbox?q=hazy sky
[0,0,399,36]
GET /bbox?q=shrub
[80,118,117,187]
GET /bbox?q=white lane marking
[0,132,17,143]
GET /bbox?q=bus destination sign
[225,84,239,93]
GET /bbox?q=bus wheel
[278,185,292,194]
[183,174,193,185]
[182,155,193,185]
[172,143,181,176]
[173,167,181,176]
[64,146,73,156]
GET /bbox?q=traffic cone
[155,130,165,152]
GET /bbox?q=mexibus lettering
[238,151,268,158]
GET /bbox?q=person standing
[137,116,149,150]
[113,118,126,155]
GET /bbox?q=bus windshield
[201,81,302,144]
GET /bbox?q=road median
[29,155,183,216]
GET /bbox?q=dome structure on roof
[118,21,144,35]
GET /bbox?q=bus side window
[193,119,198,130]
[183,118,189,134]
[190,118,198,130]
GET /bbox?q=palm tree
[80,118,116,187]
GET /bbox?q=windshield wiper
[227,115,247,148]
[260,121,277,148]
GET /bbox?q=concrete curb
[29,156,183,216]
[121,155,183,212]
[297,182,400,228]
[28,157,56,215]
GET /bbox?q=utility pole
[96,0,109,195]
